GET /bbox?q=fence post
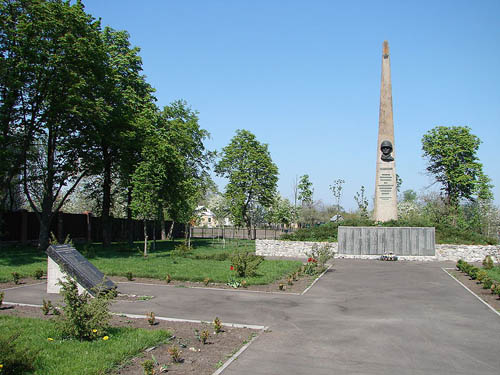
[84,211,92,243]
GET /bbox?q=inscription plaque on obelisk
[374,41,398,222]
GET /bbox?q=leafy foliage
[215,129,278,235]
[0,332,38,375]
[281,217,497,245]
[56,278,115,341]
[422,126,492,207]
[229,251,264,277]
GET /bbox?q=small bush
[56,278,115,341]
[42,299,53,315]
[200,329,209,344]
[147,312,156,326]
[167,345,182,363]
[483,255,494,270]
[483,278,493,289]
[203,277,210,286]
[166,274,172,284]
[33,269,44,280]
[82,244,96,259]
[213,317,222,334]
[141,359,155,375]
[307,243,335,268]
[229,252,263,277]
[172,243,192,257]
[468,266,480,280]
[476,270,488,283]
[11,272,20,284]
[0,333,38,375]
[126,272,134,281]
[0,291,4,307]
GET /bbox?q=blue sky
[82,0,500,210]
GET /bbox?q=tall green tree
[422,126,493,211]
[1,0,106,249]
[267,194,297,229]
[215,129,278,238]
[297,174,313,207]
[89,27,155,246]
[131,101,211,250]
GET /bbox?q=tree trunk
[160,209,167,240]
[143,219,148,257]
[127,187,134,246]
[167,220,175,241]
[184,223,190,247]
[101,147,112,247]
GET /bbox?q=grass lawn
[0,315,170,375]
[0,239,302,285]
[485,266,500,283]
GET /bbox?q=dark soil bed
[0,304,259,375]
[449,269,500,312]
[110,270,323,294]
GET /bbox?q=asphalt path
[3,259,500,374]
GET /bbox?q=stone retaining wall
[435,244,499,262]
[256,239,499,263]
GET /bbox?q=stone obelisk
[373,40,398,222]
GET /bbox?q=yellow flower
[47,338,54,341]
[0,364,3,368]
[102,336,109,341]
[92,329,97,333]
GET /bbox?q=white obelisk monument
[373,40,398,222]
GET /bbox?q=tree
[215,129,278,238]
[89,27,155,246]
[422,126,493,212]
[354,186,369,218]
[267,194,297,229]
[131,100,212,252]
[2,0,107,249]
[329,179,345,214]
[402,189,417,203]
[297,174,313,207]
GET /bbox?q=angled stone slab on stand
[46,244,115,296]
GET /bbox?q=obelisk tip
[383,41,389,56]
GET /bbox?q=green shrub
[468,266,480,280]
[229,252,263,277]
[81,244,96,259]
[308,243,335,268]
[456,259,464,271]
[172,243,192,257]
[0,291,4,307]
[126,272,134,281]
[56,278,115,341]
[33,269,44,280]
[476,270,488,282]
[141,359,155,375]
[0,332,38,375]
[483,255,494,270]
[11,272,20,284]
[483,278,493,289]
[280,217,497,245]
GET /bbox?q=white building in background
[195,206,232,227]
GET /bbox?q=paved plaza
[4,259,500,375]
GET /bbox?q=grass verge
[0,315,170,375]
[0,239,301,285]
[485,266,500,283]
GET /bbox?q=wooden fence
[190,226,293,240]
[0,210,184,244]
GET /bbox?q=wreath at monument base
[380,252,398,261]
